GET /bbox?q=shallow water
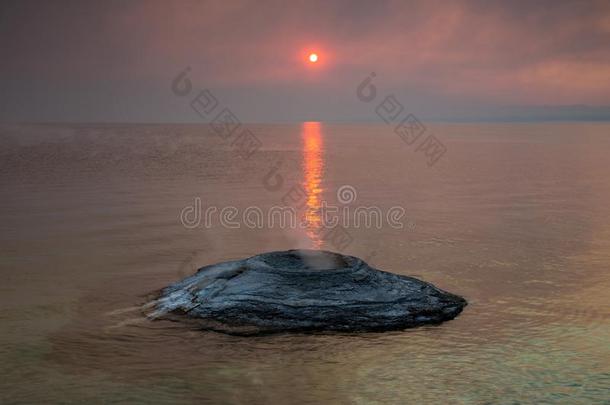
[0,122,609,403]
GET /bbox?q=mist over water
[1,122,609,403]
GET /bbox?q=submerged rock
[150,250,467,335]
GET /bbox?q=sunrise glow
[308,53,318,63]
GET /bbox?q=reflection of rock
[150,250,467,335]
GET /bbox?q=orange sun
[308,53,318,63]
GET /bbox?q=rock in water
[150,250,467,335]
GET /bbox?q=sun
[308,53,318,63]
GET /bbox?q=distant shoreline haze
[2,104,610,125]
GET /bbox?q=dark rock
[149,250,467,335]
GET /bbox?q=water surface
[0,122,609,403]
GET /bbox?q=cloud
[1,0,609,121]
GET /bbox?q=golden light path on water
[301,121,324,248]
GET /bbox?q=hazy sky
[1,0,610,122]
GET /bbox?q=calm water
[1,122,609,404]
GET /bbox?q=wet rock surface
[150,250,467,335]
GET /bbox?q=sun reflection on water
[301,121,325,248]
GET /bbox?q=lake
[0,122,608,403]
